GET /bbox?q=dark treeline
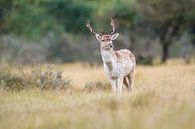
[0,0,195,64]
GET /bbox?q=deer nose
[109,43,114,48]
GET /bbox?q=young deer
[86,18,136,92]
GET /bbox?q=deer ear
[111,33,119,41]
[95,34,101,42]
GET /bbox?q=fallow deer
[86,18,136,93]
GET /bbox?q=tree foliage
[42,0,94,34]
[1,0,95,39]
[0,0,195,63]
[136,0,195,62]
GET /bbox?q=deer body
[86,19,136,92]
[102,49,135,78]
[102,48,135,92]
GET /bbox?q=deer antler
[110,17,115,35]
[86,21,97,35]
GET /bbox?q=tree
[0,0,12,34]
[111,0,141,51]
[1,0,95,40]
[42,0,94,34]
[110,0,155,64]
[137,0,195,62]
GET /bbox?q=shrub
[0,64,71,91]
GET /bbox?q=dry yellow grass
[0,63,195,129]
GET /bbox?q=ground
[0,62,195,129]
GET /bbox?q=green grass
[0,63,195,129]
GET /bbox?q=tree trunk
[128,30,136,53]
[161,42,170,63]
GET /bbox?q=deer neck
[100,48,115,71]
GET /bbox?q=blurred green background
[0,0,195,64]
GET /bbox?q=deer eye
[102,39,105,41]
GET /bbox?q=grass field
[0,63,195,129]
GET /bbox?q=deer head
[86,18,119,51]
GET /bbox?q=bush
[0,64,71,92]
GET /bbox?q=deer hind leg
[123,71,134,92]
[123,76,131,92]
[127,71,134,92]
[123,77,129,89]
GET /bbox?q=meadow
[0,62,195,129]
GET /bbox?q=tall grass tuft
[84,81,110,92]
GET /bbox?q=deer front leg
[117,77,123,93]
[110,79,117,92]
